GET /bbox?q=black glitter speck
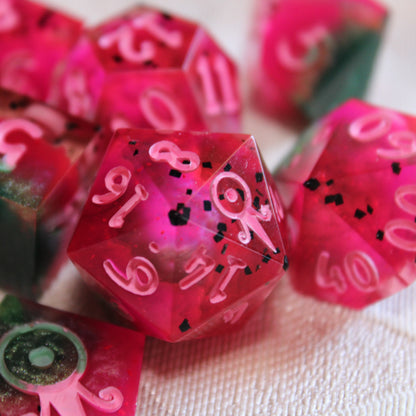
[244,266,252,275]
[218,223,227,232]
[179,319,191,332]
[236,188,245,201]
[354,209,366,219]
[221,244,228,255]
[161,12,173,20]
[129,140,137,145]
[213,232,224,243]
[283,255,289,271]
[186,189,193,195]
[219,194,225,200]
[253,196,260,210]
[168,204,190,226]
[66,121,79,130]
[326,179,334,186]
[216,264,224,273]
[133,149,139,156]
[392,162,402,175]
[262,254,271,263]
[224,163,232,171]
[202,162,212,169]
[203,200,212,211]
[367,205,374,214]
[256,172,263,183]
[169,169,181,178]
[38,10,54,27]
[376,230,384,241]
[303,178,321,191]
[113,55,123,63]
[325,194,344,205]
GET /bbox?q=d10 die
[0,0,82,102]
[275,99,416,308]
[0,295,144,416]
[0,89,109,298]
[54,5,241,133]
[68,129,288,342]
[250,0,387,124]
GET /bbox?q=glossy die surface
[0,89,109,298]
[55,5,241,133]
[0,0,82,102]
[68,129,287,342]
[275,99,416,308]
[250,0,387,124]
[0,295,144,416]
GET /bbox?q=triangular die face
[186,137,286,261]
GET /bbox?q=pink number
[98,12,182,63]
[376,130,416,159]
[385,219,416,252]
[103,256,159,296]
[0,0,19,32]
[179,246,216,290]
[139,87,186,130]
[149,140,200,172]
[92,166,131,205]
[223,302,249,324]
[23,103,67,135]
[349,111,392,142]
[316,250,379,293]
[211,172,276,252]
[276,25,329,71]
[64,70,93,119]
[394,184,416,216]
[195,54,239,116]
[209,255,247,304]
[0,119,43,170]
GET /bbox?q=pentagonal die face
[56,6,241,134]
[250,0,387,123]
[0,89,108,298]
[0,295,144,416]
[275,99,416,308]
[0,0,82,102]
[68,129,288,342]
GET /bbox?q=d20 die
[0,295,144,416]
[0,0,82,102]
[0,89,109,298]
[68,129,288,342]
[275,99,416,308]
[250,0,388,124]
[54,5,241,133]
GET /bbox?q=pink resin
[68,129,288,342]
[0,0,82,103]
[0,295,144,416]
[275,99,416,308]
[54,6,241,133]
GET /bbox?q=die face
[275,99,416,308]
[0,295,144,416]
[55,6,241,133]
[0,0,82,102]
[69,129,287,342]
[0,89,109,298]
[250,0,387,123]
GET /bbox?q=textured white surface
[39,0,416,414]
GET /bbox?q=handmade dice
[68,129,288,342]
[0,295,144,416]
[54,5,241,133]
[250,0,388,124]
[0,89,109,298]
[0,0,82,102]
[275,99,416,308]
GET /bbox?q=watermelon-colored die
[68,129,288,342]
[275,99,416,308]
[0,0,82,102]
[54,6,241,133]
[0,295,144,416]
[0,88,109,298]
[250,0,388,124]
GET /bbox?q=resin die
[54,6,241,133]
[68,129,288,342]
[0,0,82,102]
[250,0,388,124]
[275,99,416,308]
[0,89,109,298]
[0,295,144,416]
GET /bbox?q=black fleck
[38,10,54,28]
[219,194,225,200]
[9,98,30,109]
[326,179,334,186]
[66,121,79,130]
[182,159,191,165]
[218,223,227,232]
[274,247,281,254]
[256,172,263,183]
[179,319,191,332]
[325,194,344,206]
[133,149,139,156]
[283,255,289,271]
[202,161,212,169]
[168,204,190,226]
[236,188,245,201]
[253,196,260,210]
[113,55,123,63]
[250,230,254,240]
[244,266,252,275]
[221,244,228,255]
[392,162,402,175]
[262,254,271,264]
[224,163,232,171]
[203,200,212,211]
[161,12,173,20]
[367,204,374,215]
[129,140,137,145]
[213,232,224,243]
[186,189,193,195]
[304,178,321,191]
[354,209,366,219]
[215,264,224,273]
[376,230,384,241]
[169,169,181,178]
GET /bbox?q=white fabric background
[38,0,416,415]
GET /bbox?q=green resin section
[0,296,29,329]
[302,30,383,120]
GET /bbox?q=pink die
[0,295,145,416]
[55,6,241,133]
[275,99,416,308]
[250,0,388,124]
[0,0,82,102]
[68,129,288,342]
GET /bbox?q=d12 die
[68,129,288,342]
[249,0,388,124]
[53,5,241,133]
[0,89,109,299]
[0,295,144,416]
[0,0,82,102]
[275,99,416,308]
